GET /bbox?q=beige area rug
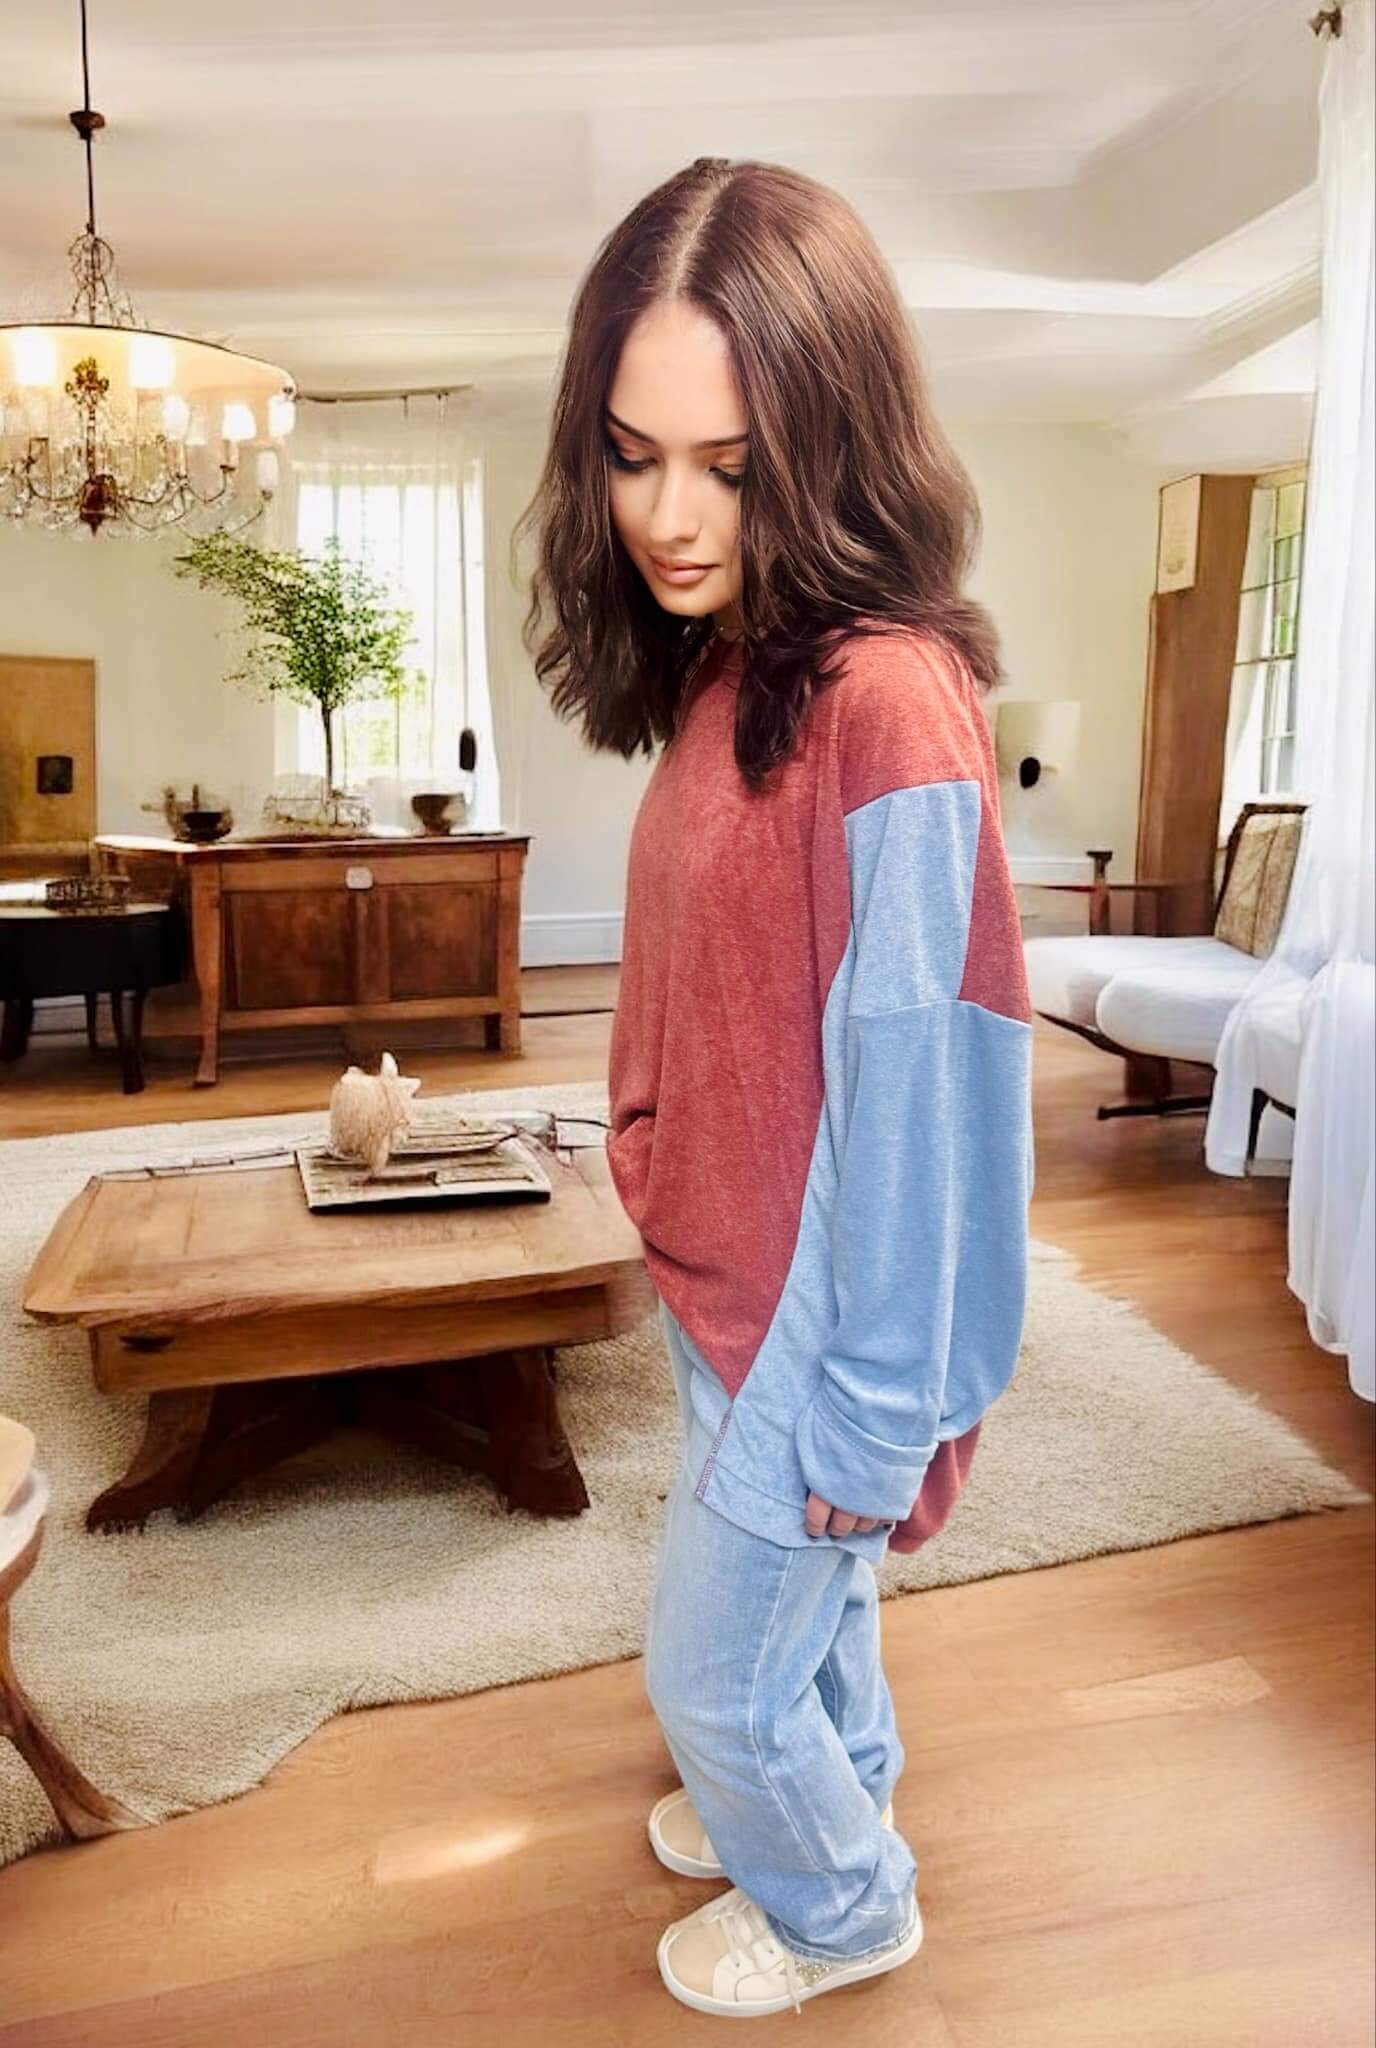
[1,1078,1369,1870]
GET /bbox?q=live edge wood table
[22,1133,653,1535]
[91,831,530,1086]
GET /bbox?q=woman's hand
[804,1491,882,1539]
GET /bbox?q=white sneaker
[649,1783,896,1880]
[658,1881,923,2017]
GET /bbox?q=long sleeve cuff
[794,1386,938,1521]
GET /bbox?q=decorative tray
[296,1133,552,1211]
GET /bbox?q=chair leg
[109,989,146,1094]
[1245,1087,1268,1172]
[0,998,34,1062]
[1123,1051,1173,1101]
[85,991,100,1052]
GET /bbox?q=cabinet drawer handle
[345,866,374,891]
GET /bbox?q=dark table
[0,898,185,1093]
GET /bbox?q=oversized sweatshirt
[607,619,1034,1562]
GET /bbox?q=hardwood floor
[1,979,1371,2046]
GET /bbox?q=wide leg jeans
[643,1296,919,1963]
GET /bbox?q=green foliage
[172,531,424,784]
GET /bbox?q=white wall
[959,421,1168,882]
[0,413,1168,955]
[0,525,275,837]
[479,404,654,965]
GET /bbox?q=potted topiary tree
[172,530,422,832]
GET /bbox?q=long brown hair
[514,155,1004,793]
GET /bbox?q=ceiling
[2,0,1322,467]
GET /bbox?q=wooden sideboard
[92,833,530,1086]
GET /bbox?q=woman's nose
[646,468,702,545]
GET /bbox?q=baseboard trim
[520,912,624,967]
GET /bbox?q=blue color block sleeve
[793,778,1034,1520]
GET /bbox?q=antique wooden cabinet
[92,832,529,1085]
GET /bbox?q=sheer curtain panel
[1204,0,1374,1403]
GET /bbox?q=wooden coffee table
[23,1132,652,1534]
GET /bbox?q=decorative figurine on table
[327,1052,422,1177]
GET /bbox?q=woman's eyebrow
[605,407,749,450]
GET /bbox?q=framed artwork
[1156,475,1201,593]
[0,654,96,846]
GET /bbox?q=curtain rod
[297,384,476,403]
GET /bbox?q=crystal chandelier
[0,0,296,537]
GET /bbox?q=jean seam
[745,1548,845,1908]
[816,1647,839,1727]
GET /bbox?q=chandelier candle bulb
[255,448,279,495]
[268,393,296,438]
[12,329,57,389]
[128,333,175,389]
[221,401,256,442]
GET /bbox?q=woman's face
[604,298,747,638]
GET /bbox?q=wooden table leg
[189,863,222,1087]
[108,989,146,1094]
[84,992,100,1052]
[488,850,523,1052]
[1,997,34,1062]
[1,1527,143,1837]
[354,1349,590,1516]
[86,1353,592,1530]
[87,1388,217,1532]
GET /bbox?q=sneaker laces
[716,1892,813,2016]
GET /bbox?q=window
[288,445,498,829]
[1221,468,1307,833]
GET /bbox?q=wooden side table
[92,833,530,1086]
[0,899,185,1093]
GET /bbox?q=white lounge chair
[1024,802,1306,1153]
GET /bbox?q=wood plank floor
[1,975,1372,2046]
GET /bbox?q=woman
[517,156,1034,2018]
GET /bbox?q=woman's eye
[605,441,744,489]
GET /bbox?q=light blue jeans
[643,1295,920,1962]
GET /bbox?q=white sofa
[1023,803,1306,1142]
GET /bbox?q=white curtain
[269,390,501,833]
[1205,0,1374,1404]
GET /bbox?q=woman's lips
[650,556,714,583]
